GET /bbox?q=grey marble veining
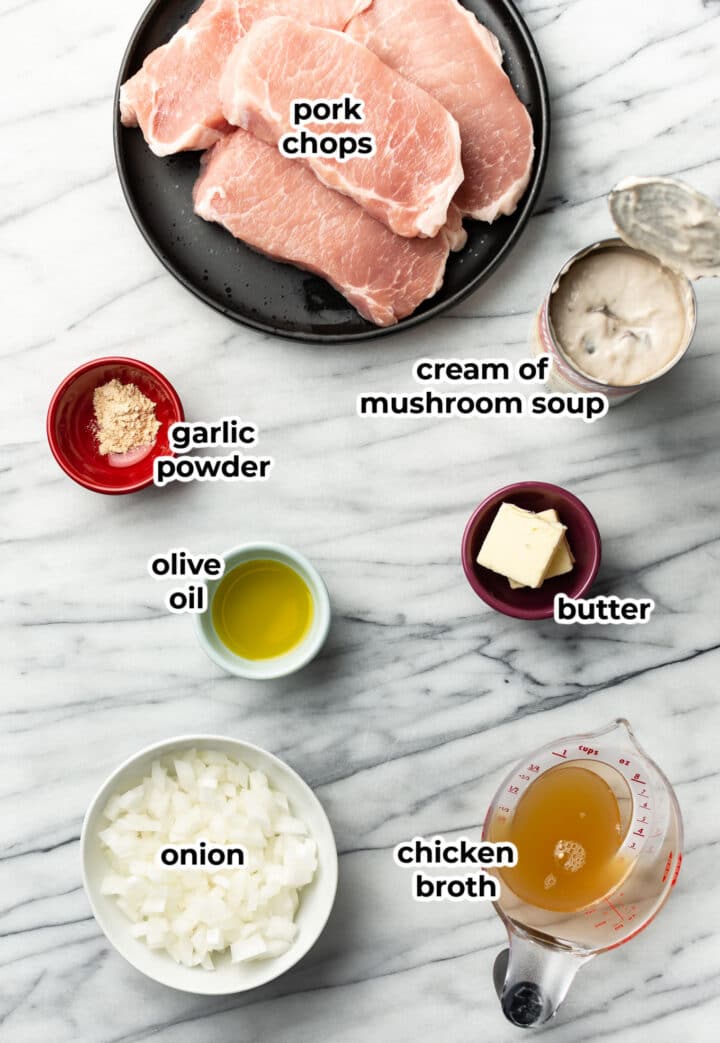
[2,0,720,1040]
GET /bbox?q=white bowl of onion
[81,735,338,994]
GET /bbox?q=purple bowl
[461,482,601,620]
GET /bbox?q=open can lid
[608,176,720,280]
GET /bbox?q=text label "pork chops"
[280,95,376,163]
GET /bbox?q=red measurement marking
[672,854,682,887]
[633,828,645,837]
[605,896,624,921]
[552,749,568,759]
[631,776,646,785]
[594,920,608,928]
[508,785,519,795]
[528,764,540,773]
[662,852,673,883]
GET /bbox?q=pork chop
[219,16,463,238]
[120,0,371,157]
[193,129,465,326]
[346,0,534,222]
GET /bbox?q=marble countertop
[3,0,720,1040]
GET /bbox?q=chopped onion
[99,749,317,970]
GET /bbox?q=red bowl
[461,482,601,620]
[47,357,184,494]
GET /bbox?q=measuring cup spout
[496,930,592,1028]
[610,717,634,741]
[604,717,648,757]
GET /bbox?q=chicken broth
[489,764,630,913]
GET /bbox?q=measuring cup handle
[496,931,593,1028]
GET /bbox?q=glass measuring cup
[483,719,683,1028]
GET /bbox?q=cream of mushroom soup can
[532,237,697,406]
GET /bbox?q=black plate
[114,0,550,342]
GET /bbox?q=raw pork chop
[120,0,371,157]
[193,130,466,326]
[219,16,463,238]
[347,0,534,222]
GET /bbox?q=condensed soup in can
[533,238,697,405]
[532,176,720,405]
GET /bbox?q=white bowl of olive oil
[194,542,331,679]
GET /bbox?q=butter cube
[508,509,574,589]
[477,503,565,589]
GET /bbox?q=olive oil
[490,764,629,913]
[211,559,313,660]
